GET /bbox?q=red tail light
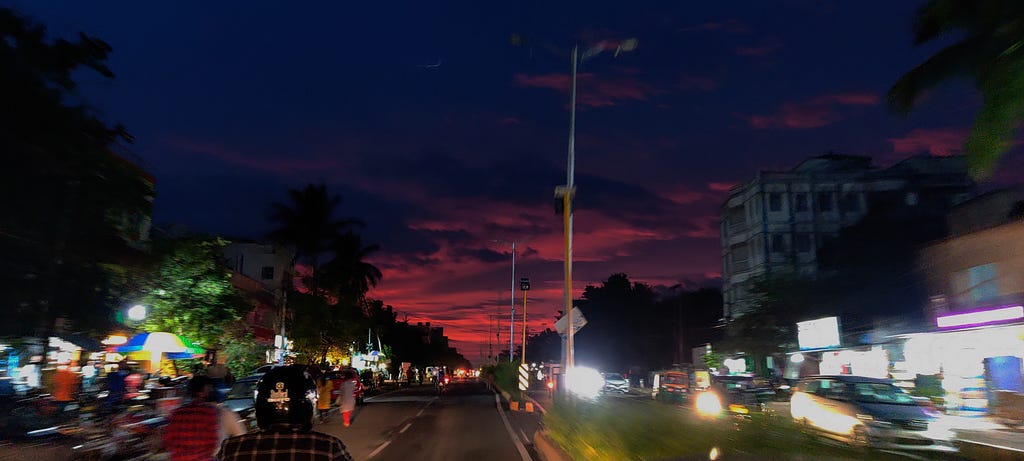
[445,377,450,384]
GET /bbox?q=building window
[953,263,1000,305]
[261,266,275,280]
[816,192,834,212]
[796,234,812,253]
[769,193,782,212]
[727,206,746,228]
[731,244,750,271]
[794,193,808,212]
[771,234,786,253]
[839,193,859,212]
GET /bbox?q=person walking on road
[217,366,354,461]
[336,377,356,427]
[163,375,245,461]
[317,376,333,423]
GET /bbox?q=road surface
[318,379,536,461]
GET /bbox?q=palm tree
[267,183,361,296]
[888,0,1024,180]
[321,231,382,306]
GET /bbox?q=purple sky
[16,1,1015,365]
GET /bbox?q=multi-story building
[223,242,295,346]
[918,189,1024,320]
[721,154,973,318]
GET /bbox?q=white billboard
[797,316,841,350]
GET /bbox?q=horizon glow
[936,305,1024,329]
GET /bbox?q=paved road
[317,380,535,461]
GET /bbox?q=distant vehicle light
[547,381,554,389]
[565,366,603,399]
[695,391,722,417]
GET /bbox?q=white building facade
[721,155,973,319]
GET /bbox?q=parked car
[327,367,365,405]
[221,376,260,431]
[790,375,956,452]
[711,375,778,412]
[601,373,629,394]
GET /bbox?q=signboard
[554,307,587,335]
[520,277,531,291]
[797,316,841,350]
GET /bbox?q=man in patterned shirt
[217,365,354,461]
[164,375,246,461]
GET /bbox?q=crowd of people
[164,365,355,461]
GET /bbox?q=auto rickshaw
[653,369,690,403]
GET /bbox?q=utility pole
[510,242,516,363]
[520,277,531,363]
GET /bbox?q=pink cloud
[514,72,656,108]
[707,181,736,192]
[747,92,880,129]
[888,127,966,157]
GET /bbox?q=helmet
[255,365,318,431]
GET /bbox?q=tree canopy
[889,0,1024,180]
[0,7,153,337]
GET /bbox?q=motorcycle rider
[217,365,354,461]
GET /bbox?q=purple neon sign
[936,305,1024,329]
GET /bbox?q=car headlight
[695,391,722,417]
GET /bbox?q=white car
[602,373,630,394]
[790,375,955,452]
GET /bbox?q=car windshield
[852,382,916,405]
[604,373,624,380]
[226,381,257,400]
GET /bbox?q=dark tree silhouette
[889,0,1024,180]
[0,7,152,336]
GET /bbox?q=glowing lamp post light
[127,304,147,322]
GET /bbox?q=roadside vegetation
[544,399,907,460]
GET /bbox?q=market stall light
[936,305,1024,329]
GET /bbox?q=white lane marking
[493,392,532,461]
[518,428,530,444]
[399,422,413,434]
[367,440,392,459]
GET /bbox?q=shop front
[892,321,1024,414]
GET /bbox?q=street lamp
[556,39,637,370]
[491,240,517,363]
[127,304,147,322]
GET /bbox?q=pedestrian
[81,361,97,391]
[217,366,354,461]
[53,364,79,412]
[336,377,356,427]
[105,362,128,412]
[163,375,245,461]
[317,376,333,422]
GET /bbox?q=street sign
[553,307,587,335]
[520,277,531,291]
[518,364,530,391]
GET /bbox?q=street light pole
[564,45,579,369]
[510,242,516,363]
